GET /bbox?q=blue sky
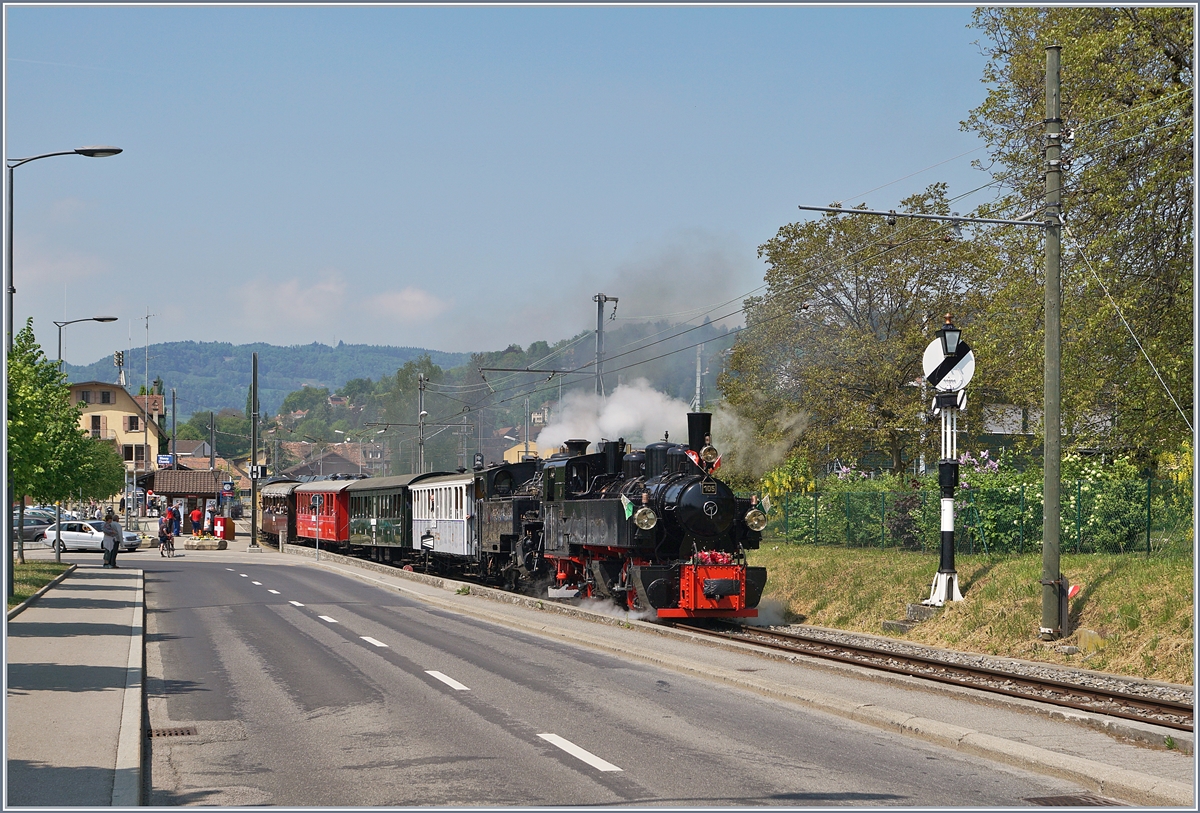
[6,4,997,365]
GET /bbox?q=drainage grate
[1024,794,1126,807]
[147,726,197,738]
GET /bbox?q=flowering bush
[692,550,733,565]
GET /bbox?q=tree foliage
[8,321,126,557]
[722,186,986,474]
[963,7,1193,460]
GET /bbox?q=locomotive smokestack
[687,412,712,454]
[564,439,590,457]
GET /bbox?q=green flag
[620,494,633,520]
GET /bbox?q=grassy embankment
[7,560,72,611]
[748,545,1194,686]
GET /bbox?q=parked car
[12,515,53,543]
[37,520,141,552]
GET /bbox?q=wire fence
[760,479,1193,557]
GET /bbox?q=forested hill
[64,341,471,418]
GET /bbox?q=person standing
[190,506,203,536]
[101,511,122,568]
[171,504,182,536]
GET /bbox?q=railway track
[675,623,1194,733]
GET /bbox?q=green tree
[8,321,123,560]
[722,186,985,475]
[964,7,1193,462]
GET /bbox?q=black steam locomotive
[477,411,768,619]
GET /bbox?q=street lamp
[333,428,385,474]
[6,145,122,597]
[49,316,118,563]
[7,146,122,352]
[56,316,118,371]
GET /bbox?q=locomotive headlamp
[634,506,658,530]
[744,508,768,532]
[700,445,720,464]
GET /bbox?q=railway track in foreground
[675,623,1193,733]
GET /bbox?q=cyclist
[158,513,175,557]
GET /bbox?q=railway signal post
[921,315,973,607]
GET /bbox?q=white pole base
[921,571,964,607]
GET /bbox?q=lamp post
[921,315,974,607]
[51,316,118,563]
[6,145,121,597]
[56,316,118,372]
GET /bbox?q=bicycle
[159,534,175,558]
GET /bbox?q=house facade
[70,382,168,475]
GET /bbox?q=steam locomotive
[258,411,768,620]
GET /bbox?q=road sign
[250,465,268,479]
[311,494,324,508]
[922,339,975,392]
[157,454,174,466]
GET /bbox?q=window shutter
[100,415,108,432]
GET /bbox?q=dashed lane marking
[240,574,248,577]
[361,636,388,648]
[252,581,262,585]
[268,590,280,594]
[226,568,235,571]
[426,671,470,691]
[318,616,338,623]
[538,733,622,772]
[289,601,304,607]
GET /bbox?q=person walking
[101,511,122,568]
[158,512,175,557]
[190,506,203,537]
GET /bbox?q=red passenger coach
[294,480,354,546]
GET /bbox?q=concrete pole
[1041,45,1064,639]
[592,293,616,397]
[250,352,259,549]
[418,374,426,473]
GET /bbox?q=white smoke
[536,379,692,449]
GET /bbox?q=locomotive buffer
[921,316,973,607]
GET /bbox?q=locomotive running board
[547,586,581,599]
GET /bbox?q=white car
[39,520,141,552]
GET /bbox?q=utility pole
[209,411,215,471]
[418,374,426,473]
[171,388,177,465]
[249,352,260,550]
[693,343,704,412]
[1041,45,1066,640]
[524,397,530,460]
[143,310,154,513]
[593,293,617,397]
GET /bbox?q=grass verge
[749,544,1194,686]
[7,560,72,611]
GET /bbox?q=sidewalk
[5,564,144,807]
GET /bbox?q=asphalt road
[131,549,1090,806]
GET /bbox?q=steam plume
[537,379,691,449]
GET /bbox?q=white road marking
[289,601,304,607]
[268,590,280,595]
[538,733,622,772]
[252,581,262,585]
[318,615,338,623]
[226,568,235,571]
[239,574,248,577]
[425,671,470,691]
[361,636,388,648]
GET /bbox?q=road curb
[290,547,1194,807]
[111,569,144,807]
[6,563,77,620]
